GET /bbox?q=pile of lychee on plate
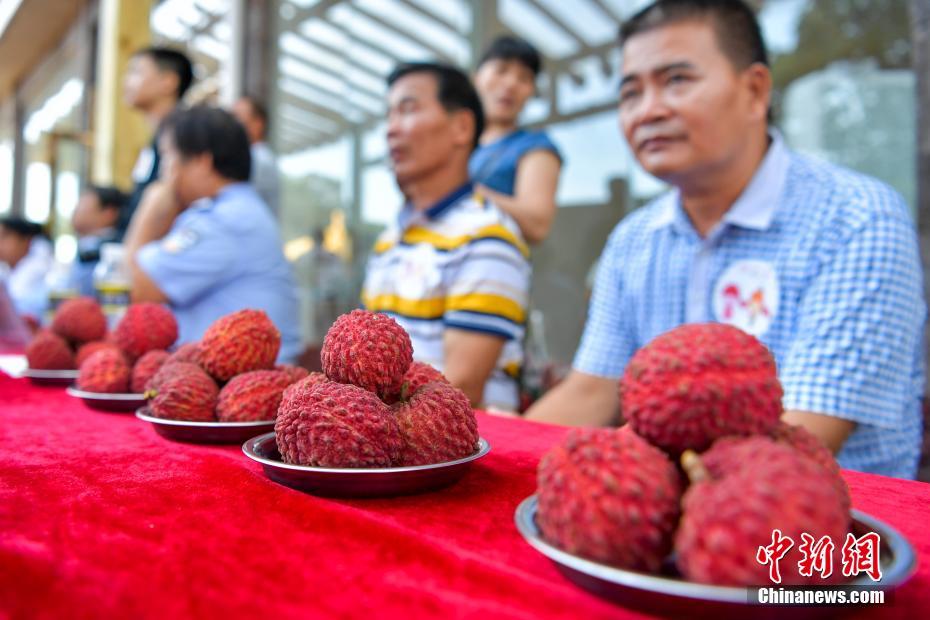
[26,297,180,394]
[535,323,853,587]
[275,309,480,468]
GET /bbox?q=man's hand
[443,328,505,407]
[124,182,179,303]
[524,370,618,426]
[782,410,856,454]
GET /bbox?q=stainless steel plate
[23,368,78,385]
[514,495,916,618]
[66,386,146,412]
[242,432,490,497]
[136,408,275,444]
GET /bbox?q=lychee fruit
[51,297,107,344]
[131,350,170,393]
[280,371,329,403]
[146,362,219,422]
[275,363,310,384]
[145,360,190,393]
[166,341,202,366]
[675,437,850,586]
[75,341,121,367]
[621,323,782,454]
[275,380,403,467]
[537,426,682,572]
[387,361,449,403]
[199,309,280,382]
[703,422,851,515]
[321,310,412,399]
[78,348,131,393]
[113,303,178,359]
[394,381,478,465]
[216,369,293,422]
[26,330,75,370]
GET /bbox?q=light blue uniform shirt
[137,182,301,362]
[575,133,926,479]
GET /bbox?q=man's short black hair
[86,185,128,212]
[161,105,251,181]
[134,46,195,99]
[619,0,768,69]
[0,217,43,238]
[478,35,542,76]
[387,62,485,151]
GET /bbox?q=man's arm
[477,150,561,245]
[524,370,619,426]
[443,328,505,407]
[780,210,924,459]
[123,182,178,303]
[782,410,856,454]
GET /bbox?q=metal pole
[909,0,929,369]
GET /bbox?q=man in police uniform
[124,106,300,362]
[526,0,926,478]
[231,96,280,216]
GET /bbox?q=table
[1,372,928,619]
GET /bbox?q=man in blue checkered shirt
[526,0,926,478]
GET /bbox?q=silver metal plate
[243,432,491,497]
[135,408,275,444]
[66,386,146,412]
[514,495,916,618]
[23,368,78,385]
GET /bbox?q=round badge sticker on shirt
[395,244,443,300]
[712,259,779,337]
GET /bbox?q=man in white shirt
[232,95,280,215]
[0,217,53,320]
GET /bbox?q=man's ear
[160,70,180,101]
[452,109,477,149]
[194,152,214,174]
[743,62,772,124]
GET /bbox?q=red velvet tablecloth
[1,372,928,620]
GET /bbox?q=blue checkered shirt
[574,134,926,478]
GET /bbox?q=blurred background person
[232,95,280,215]
[121,46,194,236]
[69,185,128,297]
[0,217,52,321]
[470,36,563,245]
[364,62,531,409]
[124,105,300,362]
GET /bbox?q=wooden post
[91,0,154,189]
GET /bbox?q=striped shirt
[362,182,531,409]
[574,133,926,479]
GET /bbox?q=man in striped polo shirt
[526,0,925,478]
[363,62,531,410]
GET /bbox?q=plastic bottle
[44,261,78,326]
[93,243,131,330]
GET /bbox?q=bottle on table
[44,261,78,326]
[93,243,131,330]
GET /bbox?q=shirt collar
[192,182,251,212]
[648,131,790,233]
[397,181,473,229]
[214,181,252,202]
